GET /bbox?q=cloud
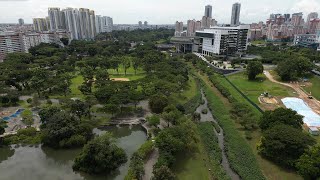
[291,0,320,15]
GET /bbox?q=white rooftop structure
[282,97,320,127]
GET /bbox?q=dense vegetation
[258,108,317,172]
[197,122,230,180]
[73,133,127,174]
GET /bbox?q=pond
[0,125,147,180]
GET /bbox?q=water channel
[0,125,147,180]
[196,90,240,180]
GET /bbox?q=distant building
[138,21,142,28]
[18,18,24,26]
[294,34,319,49]
[204,5,212,18]
[0,31,70,62]
[187,20,195,37]
[175,21,183,36]
[307,12,318,27]
[291,12,303,26]
[33,18,48,31]
[231,3,241,26]
[144,21,148,27]
[201,16,212,29]
[48,7,62,30]
[196,25,250,56]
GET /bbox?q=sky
[0,0,320,24]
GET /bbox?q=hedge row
[202,84,265,180]
[125,140,154,180]
[197,122,230,180]
[182,78,202,114]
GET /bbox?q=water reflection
[0,125,147,180]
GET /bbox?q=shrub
[149,94,168,114]
[201,109,208,114]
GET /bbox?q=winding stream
[196,90,240,180]
[0,125,147,180]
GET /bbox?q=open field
[194,69,302,180]
[304,76,320,100]
[227,72,297,110]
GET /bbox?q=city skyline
[0,0,320,24]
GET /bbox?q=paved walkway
[264,71,320,114]
[142,148,159,180]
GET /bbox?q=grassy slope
[304,76,320,100]
[173,143,211,180]
[197,72,302,180]
[170,75,198,105]
[227,72,296,104]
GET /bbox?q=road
[264,71,320,114]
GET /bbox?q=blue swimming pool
[1,109,25,121]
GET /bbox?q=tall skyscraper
[18,18,24,26]
[48,7,62,30]
[138,21,143,28]
[204,5,212,18]
[231,3,241,26]
[144,21,148,27]
[63,8,81,40]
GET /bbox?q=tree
[277,57,313,81]
[40,109,92,148]
[72,133,127,174]
[69,100,89,120]
[104,104,120,117]
[259,108,304,131]
[146,115,160,127]
[110,56,121,74]
[60,38,69,46]
[246,61,263,80]
[132,57,141,75]
[296,145,320,179]
[152,166,175,180]
[95,69,109,87]
[258,124,315,168]
[21,109,34,126]
[0,126,4,136]
[149,94,168,114]
[122,56,131,75]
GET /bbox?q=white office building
[196,25,249,56]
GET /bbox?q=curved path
[197,90,240,180]
[142,148,159,180]
[264,71,320,114]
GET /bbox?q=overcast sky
[0,0,320,24]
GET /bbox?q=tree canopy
[73,133,127,174]
[246,61,263,80]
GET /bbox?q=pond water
[0,125,147,180]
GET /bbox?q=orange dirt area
[260,97,279,105]
[111,78,130,82]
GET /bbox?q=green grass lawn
[172,142,211,180]
[304,76,320,100]
[228,72,296,104]
[108,64,145,75]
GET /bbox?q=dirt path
[142,148,159,180]
[264,71,320,114]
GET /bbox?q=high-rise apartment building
[187,20,195,37]
[0,32,23,62]
[291,13,303,26]
[139,21,143,28]
[18,18,24,26]
[48,7,62,30]
[231,3,241,26]
[63,8,81,40]
[33,18,48,31]
[204,5,212,18]
[175,21,183,36]
[144,21,148,27]
[307,12,319,28]
[201,16,212,29]
[95,16,113,33]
